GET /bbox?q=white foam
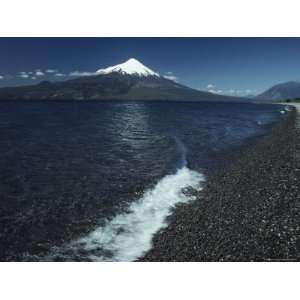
[68,166,204,261]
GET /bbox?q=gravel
[141,106,300,261]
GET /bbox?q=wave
[39,137,205,261]
[44,166,204,261]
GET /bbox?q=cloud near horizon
[14,69,60,80]
[69,71,96,77]
[206,84,216,89]
[208,89,223,94]
[55,73,66,77]
[19,72,29,79]
[205,84,257,96]
[35,71,45,76]
[46,69,58,73]
[163,71,178,82]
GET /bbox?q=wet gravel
[141,106,300,261]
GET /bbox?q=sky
[1,38,300,96]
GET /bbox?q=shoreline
[141,105,300,261]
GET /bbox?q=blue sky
[1,38,300,96]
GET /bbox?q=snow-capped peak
[96,58,160,77]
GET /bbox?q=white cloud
[69,71,95,77]
[227,89,236,94]
[31,77,37,80]
[208,89,216,93]
[208,89,223,94]
[19,72,29,79]
[55,73,66,77]
[35,71,45,76]
[226,89,256,96]
[163,75,178,82]
[0,75,3,79]
[204,84,257,96]
[207,84,216,89]
[245,89,255,95]
[163,71,178,82]
[46,69,58,73]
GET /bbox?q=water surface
[0,101,286,261]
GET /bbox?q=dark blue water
[0,101,287,261]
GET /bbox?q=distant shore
[141,104,300,261]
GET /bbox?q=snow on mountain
[96,58,160,77]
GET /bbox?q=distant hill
[256,81,300,102]
[0,58,250,102]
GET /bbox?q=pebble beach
[141,104,300,261]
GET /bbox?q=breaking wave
[44,139,205,261]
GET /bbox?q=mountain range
[2,58,300,102]
[0,58,249,102]
[255,81,300,101]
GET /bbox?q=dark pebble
[140,107,300,261]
